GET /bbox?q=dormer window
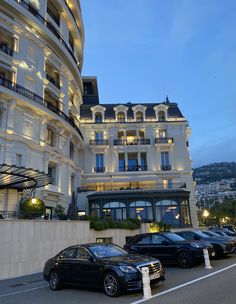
[95,112,102,123]
[158,111,166,121]
[136,111,143,122]
[117,112,125,122]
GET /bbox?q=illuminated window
[136,111,143,122]
[117,112,125,122]
[158,111,166,121]
[95,112,102,123]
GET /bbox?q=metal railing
[90,139,109,145]
[155,137,174,144]
[0,44,13,56]
[94,167,105,173]
[160,165,172,171]
[0,77,83,140]
[14,0,80,72]
[114,139,150,145]
[119,165,148,172]
[77,182,187,192]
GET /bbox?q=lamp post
[203,209,209,226]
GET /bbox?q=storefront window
[103,202,127,220]
[181,200,191,225]
[129,201,153,221]
[155,200,180,226]
[90,203,100,217]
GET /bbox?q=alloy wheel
[104,273,121,297]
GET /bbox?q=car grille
[137,261,161,275]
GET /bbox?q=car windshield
[194,231,209,238]
[164,233,185,242]
[204,231,219,237]
[89,244,128,258]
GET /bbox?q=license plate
[150,272,160,280]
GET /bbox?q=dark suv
[124,232,214,268]
[176,230,235,258]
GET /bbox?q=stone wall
[0,220,141,280]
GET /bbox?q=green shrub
[19,198,45,219]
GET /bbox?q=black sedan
[43,243,165,297]
[176,230,235,258]
[124,232,214,268]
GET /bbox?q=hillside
[193,162,236,184]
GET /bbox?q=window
[158,111,166,121]
[95,112,102,123]
[59,248,76,259]
[90,203,100,217]
[162,179,173,189]
[71,174,75,193]
[161,152,171,171]
[128,153,138,171]
[44,89,59,109]
[45,61,60,89]
[181,200,191,225]
[136,111,143,122]
[159,129,167,138]
[152,234,167,244]
[137,235,152,244]
[76,248,91,260]
[103,202,127,220]
[48,163,56,185]
[95,154,104,172]
[117,112,125,122]
[96,238,112,244]
[129,201,153,221]
[69,31,74,51]
[46,126,55,146]
[70,141,75,159]
[140,152,147,171]
[16,154,22,166]
[119,153,125,172]
[155,200,180,226]
[47,0,60,26]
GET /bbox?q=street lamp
[203,209,209,226]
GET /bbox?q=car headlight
[191,242,201,248]
[119,266,137,273]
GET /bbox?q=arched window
[158,111,166,121]
[90,203,100,217]
[95,112,102,123]
[136,111,143,122]
[129,201,153,221]
[117,112,125,122]
[103,202,127,220]
[155,200,180,226]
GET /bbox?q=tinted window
[152,234,167,244]
[194,231,209,238]
[178,232,193,240]
[59,248,76,259]
[137,235,152,244]
[76,248,91,260]
[164,233,185,242]
[89,244,127,258]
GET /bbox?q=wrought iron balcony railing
[14,0,80,72]
[90,139,109,145]
[0,77,83,140]
[119,165,148,172]
[160,165,172,171]
[155,137,174,144]
[114,138,150,145]
[94,167,105,173]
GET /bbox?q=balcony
[114,138,150,146]
[94,167,105,173]
[155,137,174,144]
[0,43,13,57]
[46,74,60,90]
[13,0,80,72]
[160,165,172,171]
[90,139,109,145]
[119,165,148,172]
[0,77,83,140]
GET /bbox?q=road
[0,255,235,304]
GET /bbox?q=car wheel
[177,251,193,268]
[103,272,122,297]
[49,271,61,291]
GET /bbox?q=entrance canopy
[0,163,53,190]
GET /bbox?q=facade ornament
[22,188,36,200]
[0,102,6,111]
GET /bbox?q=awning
[0,164,53,190]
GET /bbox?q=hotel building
[0,1,198,227]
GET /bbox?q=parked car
[43,243,165,297]
[123,232,214,268]
[222,225,236,232]
[175,230,235,258]
[203,230,236,251]
[209,227,236,237]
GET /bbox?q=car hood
[97,254,159,266]
[174,240,212,248]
